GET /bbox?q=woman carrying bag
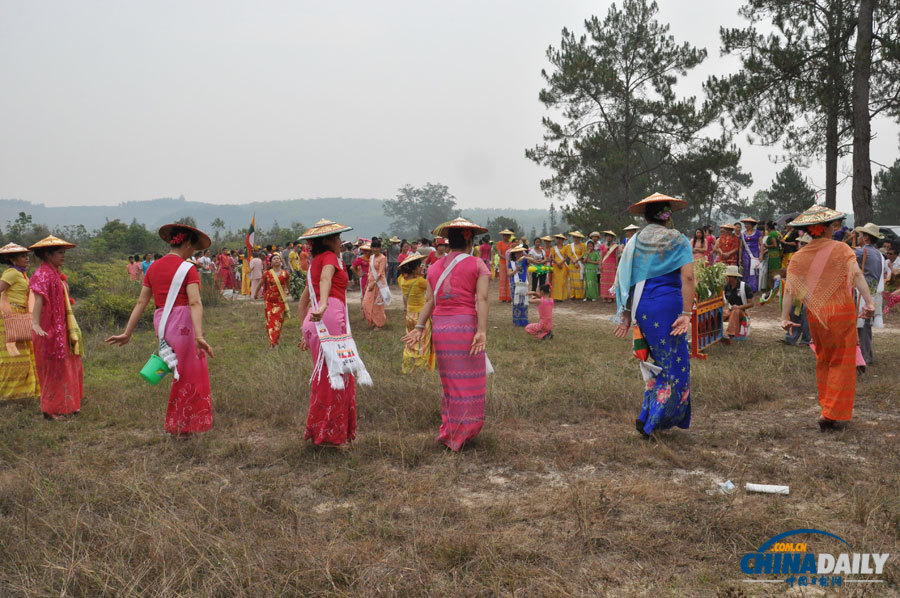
[0,243,40,401]
[297,219,372,447]
[106,224,214,436]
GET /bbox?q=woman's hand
[32,323,47,337]
[105,332,131,346]
[196,337,214,358]
[401,327,423,349]
[861,301,876,319]
[309,303,327,322]
[298,336,309,351]
[469,331,486,355]
[781,319,799,332]
[614,313,632,338]
[670,315,692,336]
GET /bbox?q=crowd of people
[2,197,898,450]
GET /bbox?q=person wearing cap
[853,223,885,366]
[496,229,515,303]
[0,243,40,401]
[721,265,754,342]
[549,234,569,301]
[599,231,619,303]
[386,237,402,286]
[361,238,388,329]
[781,206,875,430]
[107,225,214,434]
[401,218,491,451]
[713,224,740,266]
[398,253,435,373]
[613,193,695,438]
[509,245,530,326]
[564,231,587,300]
[28,236,84,420]
[296,219,361,446]
[739,217,766,292]
[622,224,639,245]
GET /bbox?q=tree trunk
[852,0,876,225]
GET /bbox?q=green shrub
[75,290,153,332]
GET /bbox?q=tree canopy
[527,0,742,230]
[382,183,460,239]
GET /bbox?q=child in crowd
[526,284,554,340]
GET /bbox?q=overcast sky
[2,0,897,213]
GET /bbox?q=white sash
[157,261,193,381]
[308,258,373,389]
[740,233,761,275]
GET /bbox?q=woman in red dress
[29,236,84,419]
[297,219,358,446]
[215,248,233,291]
[107,224,215,436]
[263,254,291,347]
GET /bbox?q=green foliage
[694,261,726,301]
[382,183,460,239]
[68,261,152,332]
[874,159,900,223]
[89,219,163,257]
[527,0,727,229]
[289,271,307,300]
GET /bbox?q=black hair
[310,234,338,256]
[447,228,472,251]
[371,238,382,249]
[644,202,670,225]
[540,283,551,294]
[33,247,64,262]
[167,226,199,249]
[153,253,162,260]
[398,259,422,277]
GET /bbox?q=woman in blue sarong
[613,193,696,438]
[509,246,530,326]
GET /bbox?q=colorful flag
[245,214,255,257]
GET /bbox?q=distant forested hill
[0,197,554,239]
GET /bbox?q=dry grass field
[1,271,899,597]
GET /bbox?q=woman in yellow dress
[549,234,569,301]
[564,231,587,299]
[241,253,252,295]
[0,243,41,400]
[398,253,435,373]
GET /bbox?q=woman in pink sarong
[361,238,387,329]
[29,236,84,419]
[402,218,490,451]
[107,224,214,436]
[297,219,358,446]
[599,231,619,302]
[525,284,554,340]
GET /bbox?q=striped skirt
[0,305,40,400]
[809,301,858,421]
[432,313,486,450]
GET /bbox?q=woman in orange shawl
[361,238,388,329]
[496,230,514,302]
[780,206,875,430]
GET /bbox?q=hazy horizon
[2,1,897,213]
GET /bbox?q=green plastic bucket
[140,354,171,385]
